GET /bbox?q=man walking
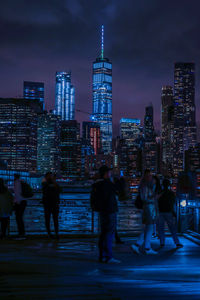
[91,166,120,264]
[158,179,183,248]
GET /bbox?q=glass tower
[55,72,75,121]
[92,25,112,154]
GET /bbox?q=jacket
[158,189,176,214]
[92,179,118,213]
[140,180,157,225]
[0,190,14,218]
[42,181,60,207]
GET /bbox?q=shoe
[99,257,106,263]
[131,244,140,254]
[106,258,121,264]
[115,239,124,244]
[145,248,158,255]
[176,243,183,248]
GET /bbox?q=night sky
[0,0,200,136]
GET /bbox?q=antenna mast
[101,25,104,59]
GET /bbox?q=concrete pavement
[0,236,200,299]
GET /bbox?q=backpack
[21,181,34,198]
[90,181,103,212]
[135,193,143,209]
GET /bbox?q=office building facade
[55,72,75,121]
[120,118,141,146]
[24,81,44,108]
[143,105,157,173]
[173,63,196,175]
[161,86,174,173]
[37,112,61,175]
[82,121,101,155]
[60,120,81,179]
[0,98,42,172]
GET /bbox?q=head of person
[143,169,152,183]
[99,165,112,179]
[14,174,20,181]
[162,179,171,190]
[0,178,7,193]
[45,172,53,182]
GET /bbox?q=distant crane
[76,109,91,116]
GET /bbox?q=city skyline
[1,1,200,136]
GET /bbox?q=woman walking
[132,170,158,255]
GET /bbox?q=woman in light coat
[132,169,158,255]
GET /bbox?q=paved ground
[0,235,200,300]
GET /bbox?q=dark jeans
[158,212,180,245]
[44,205,59,235]
[0,217,9,238]
[98,212,117,261]
[15,200,27,236]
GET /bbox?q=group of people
[0,167,183,264]
[0,174,28,239]
[91,166,183,264]
[131,169,183,255]
[0,172,60,239]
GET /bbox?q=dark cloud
[0,0,200,135]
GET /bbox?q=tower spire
[101,25,104,59]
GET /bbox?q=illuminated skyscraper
[82,121,101,155]
[161,86,174,172]
[0,98,42,172]
[92,25,112,154]
[24,81,44,108]
[120,118,141,146]
[173,63,196,175]
[37,112,60,174]
[55,72,75,121]
[143,105,157,173]
[60,120,81,179]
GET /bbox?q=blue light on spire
[101,25,104,59]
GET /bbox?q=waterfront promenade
[0,235,200,300]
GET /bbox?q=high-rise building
[37,112,60,175]
[23,81,44,108]
[173,63,196,175]
[120,118,141,146]
[82,121,101,155]
[185,143,200,173]
[92,25,112,154]
[143,105,157,173]
[60,120,81,179]
[144,105,154,142]
[161,86,174,173]
[55,72,75,121]
[0,98,42,172]
[119,139,142,178]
